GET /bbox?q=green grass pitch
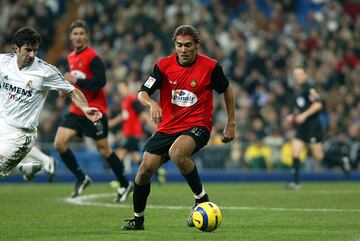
[0,182,359,241]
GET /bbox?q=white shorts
[0,118,37,177]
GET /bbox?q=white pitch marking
[63,193,360,213]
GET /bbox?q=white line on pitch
[63,193,360,213]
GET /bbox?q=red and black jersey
[139,54,229,134]
[121,94,144,138]
[67,47,107,115]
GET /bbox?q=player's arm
[138,91,162,124]
[210,64,235,143]
[295,88,322,124]
[43,63,102,123]
[222,83,236,143]
[69,88,103,123]
[138,64,163,124]
[108,112,123,129]
[65,56,106,90]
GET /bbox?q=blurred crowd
[0,0,359,171]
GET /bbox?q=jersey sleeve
[210,63,229,94]
[308,86,321,103]
[43,64,75,93]
[76,56,106,90]
[139,64,163,95]
[132,100,144,114]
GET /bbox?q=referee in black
[286,66,324,189]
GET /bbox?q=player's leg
[95,137,133,202]
[21,146,56,181]
[0,123,37,179]
[117,137,136,173]
[54,125,89,197]
[170,126,210,227]
[121,151,162,231]
[309,142,324,162]
[122,131,173,231]
[170,135,209,200]
[288,138,305,189]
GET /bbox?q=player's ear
[195,40,200,50]
[12,44,19,52]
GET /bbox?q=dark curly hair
[12,27,41,48]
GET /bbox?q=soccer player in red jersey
[53,20,133,201]
[109,81,147,166]
[121,25,235,231]
[109,82,165,184]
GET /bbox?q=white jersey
[0,53,75,129]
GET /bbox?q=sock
[292,157,300,184]
[60,149,85,180]
[105,152,129,188]
[183,165,209,203]
[25,147,52,172]
[133,182,151,216]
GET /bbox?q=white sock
[194,188,206,199]
[134,212,144,217]
[23,147,52,172]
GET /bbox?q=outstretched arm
[69,88,103,123]
[221,83,236,143]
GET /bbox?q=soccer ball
[192,201,223,232]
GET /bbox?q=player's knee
[95,142,112,157]
[313,152,324,161]
[136,168,152,185]
[53,141,67,153]
[138,162,156,180]
[169,147,185,163]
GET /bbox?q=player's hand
[58,90,67,98]
[294,113,306,125]
[286,114,295,125]
[149,102,162,124]
[83,107,103,123]
[221,123,235,143]
[65,72,77,84]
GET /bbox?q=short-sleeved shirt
[295,82,321,124]
[140,54,229,134]
[294,82,323,143]
[0,53,74,130]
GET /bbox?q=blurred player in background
[121,25,235,231]
[53,20,133,201]
[0,27,101,180]
[285,66,324,189]
[109,81,165,186]
[109,81,149,169]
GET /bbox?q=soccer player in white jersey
[0,27,102,179]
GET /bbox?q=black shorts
[114,136,141,152]
[60,113,108,140]
[144,126,210,161]
[296,120,323,144]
